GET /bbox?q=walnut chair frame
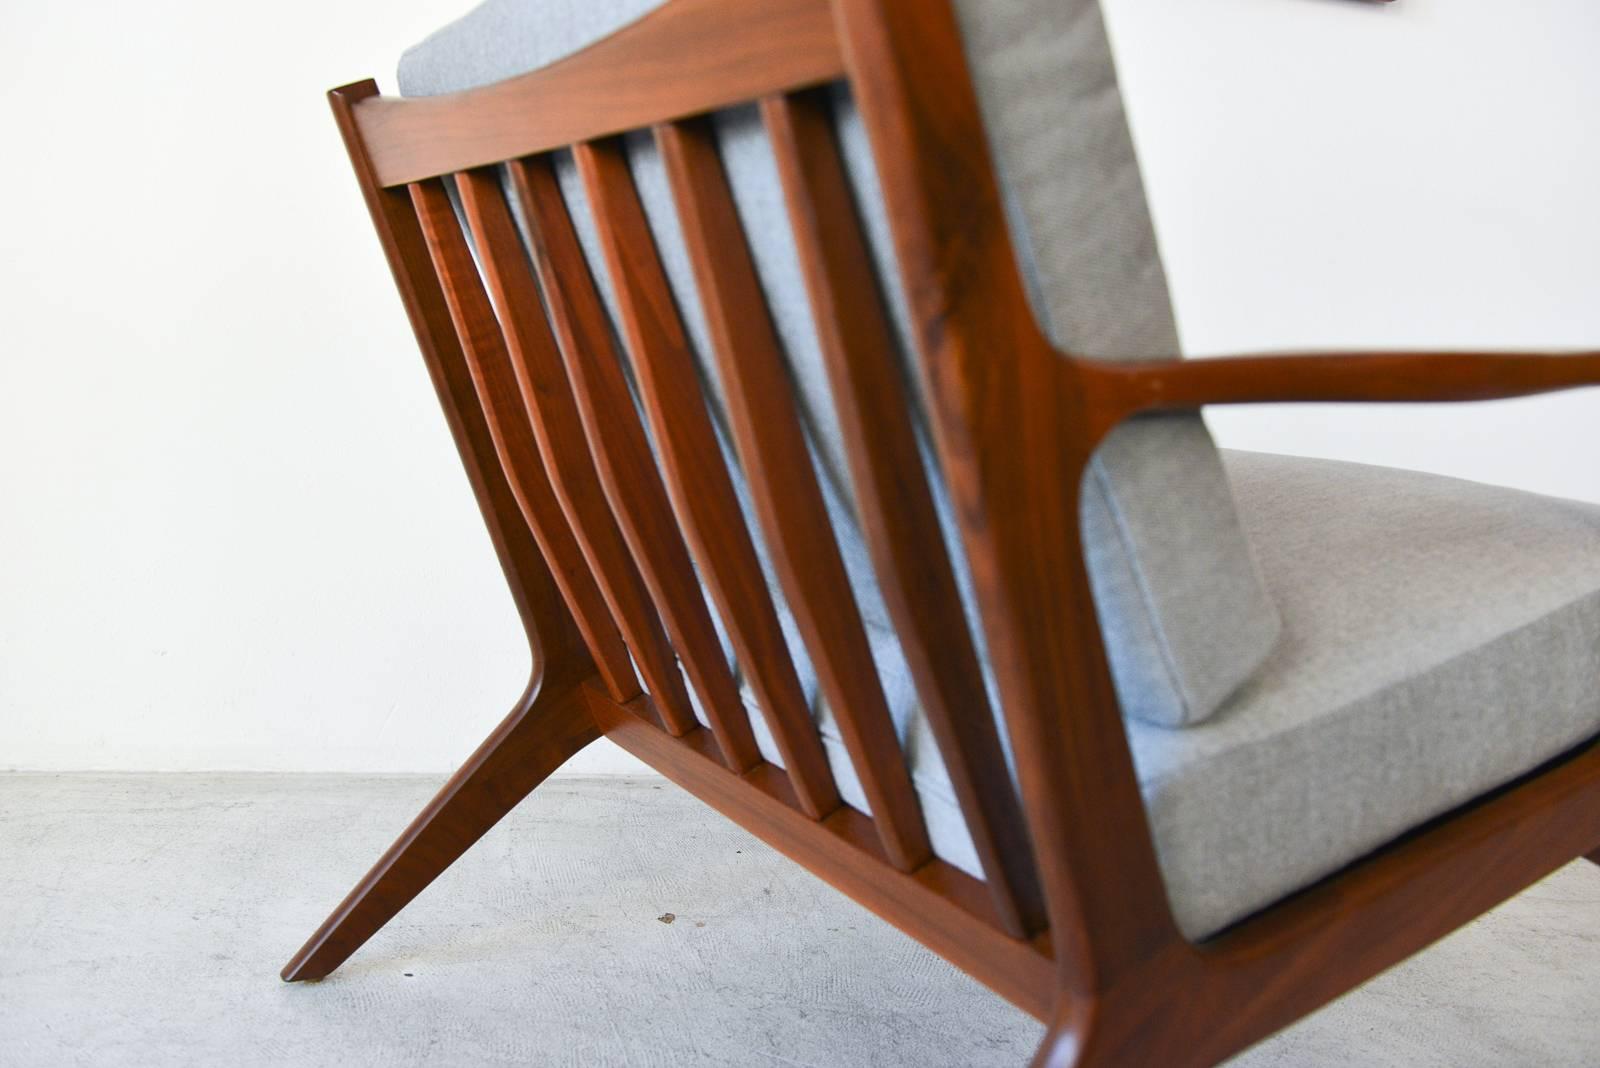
[283,0,1600,1062]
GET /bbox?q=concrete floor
[1,774,1597,1067]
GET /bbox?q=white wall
[0,0,608,773]
[1105,0,1600,500]
[3,0,1597,773]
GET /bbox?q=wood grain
[657,117,931,873]
[763,89,1045,937]
[288,81,613,987]
[412,178,694,731]
[1081,349,1600,442]
[1054,734,1600,1067]
[353,0,842,186]
[572,139,843,820]
[324,81,612,697]
[834,0,1175,991]
[459,164,756,765]
[587,682,1057,1019]
[283,675,600,982]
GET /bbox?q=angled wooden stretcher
[283,0,1600,1063]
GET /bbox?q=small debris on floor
[657,912,675,924]
[694,922,705,928]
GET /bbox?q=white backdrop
[3,0,1597,773]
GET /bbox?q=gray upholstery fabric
[396,0,1280,729]
[836,452,1600,939]
[1127,452,1600,936]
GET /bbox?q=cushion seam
[1091,449,1196,724]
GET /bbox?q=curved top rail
[344,0,844,187]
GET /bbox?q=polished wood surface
[282,674,600,982]
[572,139,843,820]
[353,0,842,186]
[586,683,1058,1018]
[503,157,760,765]
[763,89,1046,938]
[298,4,1600,1064]
[658,117,931,873]
[1082,349,1600,442]
[288,92,608,985]
[412,178,696,736]
[835,0,1178,999]
[437,169,640,704]
[323,82,613,691]
[1071,734,1600,1066]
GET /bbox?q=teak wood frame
[285,0,1600,1062]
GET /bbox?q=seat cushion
[859,451,1600,939]
[396,0,1280,729]
[1127,452,1600,937]
[728,451,1600,939]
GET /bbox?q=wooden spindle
[412,177,696,734]
[762,90,1045,935]
[472,161,759,767]
[572,138,843,821]
[656,118,931,872]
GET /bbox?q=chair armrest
[1077,349,1600,440]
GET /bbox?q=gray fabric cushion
[747,451,1600,939]
[1128,452,1600,937]
[396,0,1280,729]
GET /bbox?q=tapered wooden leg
[1031,995,1110,1068]
[1031,1024,1082,1068]
[281,671,600,981]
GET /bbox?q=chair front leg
[1031,994,1117,1068]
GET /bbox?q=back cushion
[397,0,1281,727]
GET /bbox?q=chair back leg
[281,677,599,981]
